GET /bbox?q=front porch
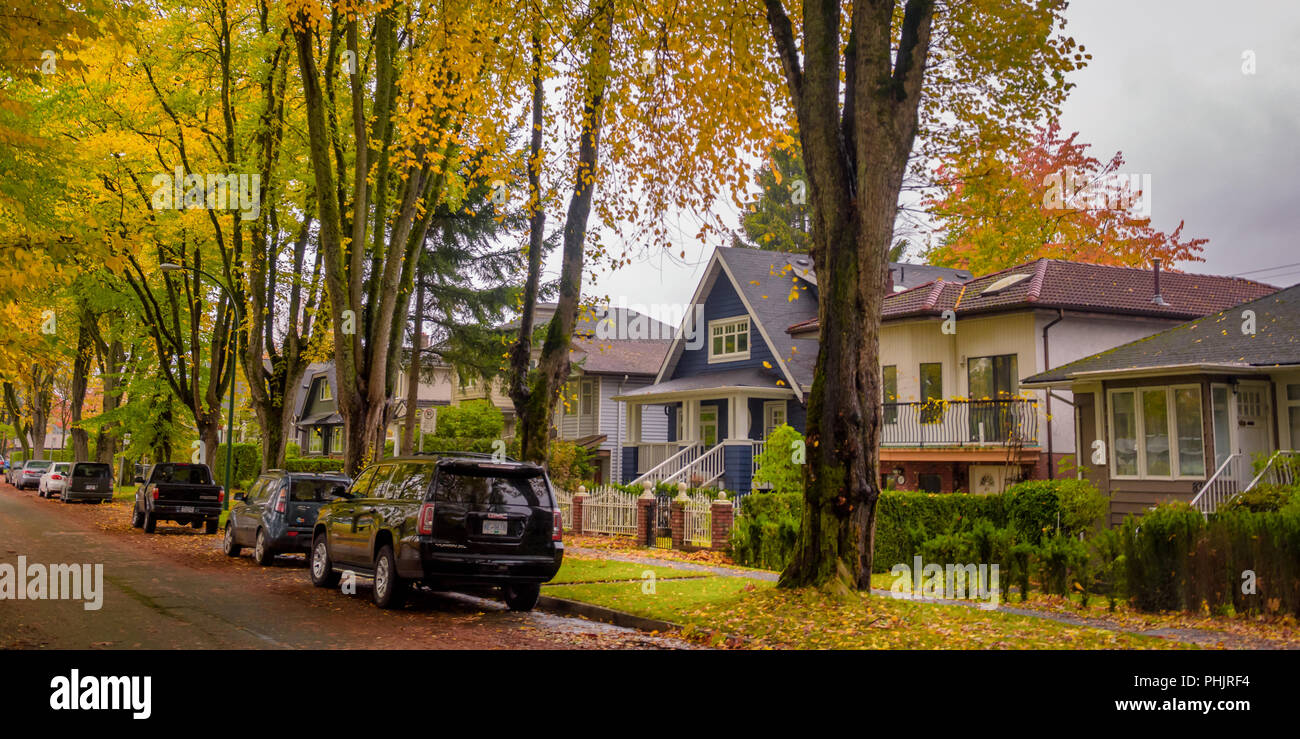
[615,385,797,495]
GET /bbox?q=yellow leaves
[762,361,772,369]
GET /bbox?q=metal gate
[650,491,673,548]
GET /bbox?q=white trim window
[764,401,787,438]
[330,429,343,455]
[708,316,750,363]
[318,379,332,401]
[580,378,596,417]
[1108,385,1206,479]
[309,429,323,454]
[1283,381,1300,450]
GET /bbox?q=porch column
[683,398,700,443]
[626,403,641,445]
[729,393,750,440]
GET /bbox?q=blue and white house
[614,247,968,494]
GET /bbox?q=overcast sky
[575,0,1300,311]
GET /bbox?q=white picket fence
[580,485,640,537]
[683,492,713,547]
[554,487,574,529]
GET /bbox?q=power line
[1231,260,1300,277]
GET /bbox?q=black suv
[309,454,563,611]
[223,470,352,565]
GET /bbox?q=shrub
[546,440,595,490]
[1121,502,1206,612]
[751,424,805,495]
[1055,479,1108,536]
[730,492,801,570]
[1002,480,1062,545]
[1221,483,1298,513]
[285,442,301,458]
[873,490,1007,572]
[435,400,504,439]
[284,457,347,474]
[1036,534,1090,597]
[212,442,261,485]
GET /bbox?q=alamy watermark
[150,167,261,220]
[591,300,706,350]
[1042,167,1151,217]
[0,556,104,611]
[889,555,1001,610]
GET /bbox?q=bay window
[1108,385,1206,479]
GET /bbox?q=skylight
[980,273,1031,295]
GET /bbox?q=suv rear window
[434,469,551,508]
[26,461,51,470]
[289,478,351,502]
[152,464,213,485]
[72,463,113,479]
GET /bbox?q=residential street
[0,483,688,650]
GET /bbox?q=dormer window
[318,379,332,401]
[708,317,750,363]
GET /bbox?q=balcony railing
[881,398,1038,448]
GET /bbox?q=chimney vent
[1151,258,1168,306]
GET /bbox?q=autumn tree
[759,0,1086,590]
[924,121,1207,273]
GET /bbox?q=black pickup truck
[130,462,225,534]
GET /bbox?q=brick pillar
[711,494,733,552]
[571,486,586,535]
[636,485,655,547]
[670,490,687,550]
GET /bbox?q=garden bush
[873,490,1007,572]
[212,442,261,485]
[284,457,347,474]
[435,400,504,438]
[285,441,301,458]
[1221,483,1298,513]
[730,492,801,570]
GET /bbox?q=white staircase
[1191,450,1298,515]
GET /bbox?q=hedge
[284,458,347,473]
[730,492,801,570]
[212,442,262,486]
[874,490,1008,572]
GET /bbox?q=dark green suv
[309,454,563,611]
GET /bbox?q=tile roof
[571,337,671,375]
[1024,283,1300,384]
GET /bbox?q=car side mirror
[330,488,350,500]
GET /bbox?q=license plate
[482,519,508,536]
[85,485,97,491]
[179,506,196,513]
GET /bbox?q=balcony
[881,398,1039,448]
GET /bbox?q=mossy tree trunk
[766,0,935,591]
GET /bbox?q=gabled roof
[1023,283,1300,385]
[882,259,1276,321]
[292,363,335,420]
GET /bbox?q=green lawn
[549,556,706,585]
[546,572,1188,649]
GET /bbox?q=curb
[537,594,680,634]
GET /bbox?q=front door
[699,406,718,448]
[1234,382,1272,486]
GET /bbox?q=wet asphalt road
[0,481,688,650]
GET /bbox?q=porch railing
[882,398,1038,447]
[631,442,702,487]
[662,441,726,488]
[1190,453,1242,515]
[1245,450,1300,491]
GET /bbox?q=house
[612,247,971,493]
[789,258,1277,495]
[292,357,455,457]
[452,303,673,484]
[1022,282,1300,524]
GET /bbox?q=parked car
[61,462,115,504]
[309,454,563,611]
[14,460,52,490]
[223,470,352,565]
[38,462,71,498]
[130,462,224,534]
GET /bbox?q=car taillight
[552,509,563,541]
[274,492,285,514]
[52,475,62,480]
[150,486,160,500]
[417,502,436,535]
[218,487,225,504]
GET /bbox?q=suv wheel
[372,545,407,609]
[143,510,157,534]
[130,504,144,529]
[204,519,218,535]
[222,522,242,557]
[503,583,541,612]
[310,534,340,588]
[253,529,274,566]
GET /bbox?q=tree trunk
[401,279,424,456]
[766,0,935,591]
[94,338,126,465]
[69,304,94,462]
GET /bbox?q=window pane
[1289,407,1300,451]
[1212,386,1231,468]
[882,366,898,425]
[736,332,747,352]
[1142,390,1171,476]
[1174,388,1205,477]
[1287,383,1300,402]
[920,363,943,424]
[968,357,992,399]
[713,336,723,355]
[1112,392,1138,476]
[724,334,735,353]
